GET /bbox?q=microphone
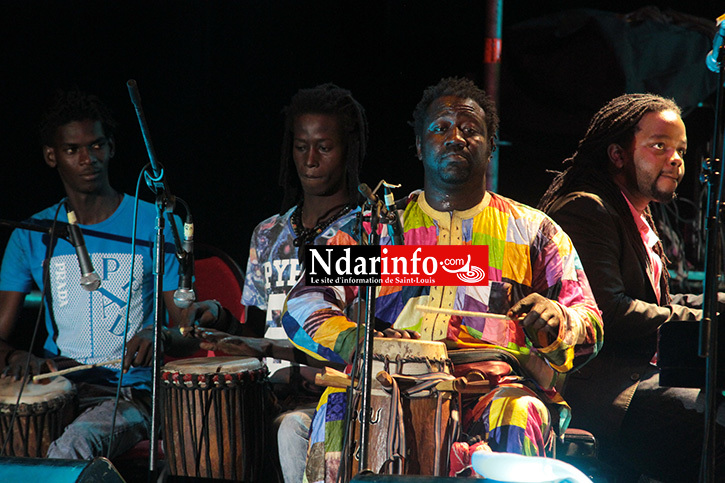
[65,209,101,291]
[358,183,388,216]
[359,183,405,245]
[706,14,725,73]
[383,185,405,246]
[127,79,141,108]
[173,214,196,308]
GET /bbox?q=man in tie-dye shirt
[282,77,603,481]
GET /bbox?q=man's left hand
[508,293,562,347]
[375,327,421,339]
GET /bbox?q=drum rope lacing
[0,382,77,457]
[160,365,270,480]
[160,366,269,389]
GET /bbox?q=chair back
[194,243,246,323]
[168,243,246,359]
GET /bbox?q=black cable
[106,165,148,458]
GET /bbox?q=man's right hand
[2,350,57,380]
[195,328,269,358]
[179,300,223,334]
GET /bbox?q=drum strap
[382,372,456,475]
[385,375,405,474]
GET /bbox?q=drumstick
[315,366,352,388]
[32,358,123,383]
[415,305,521,321]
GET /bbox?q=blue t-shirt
[0,194,181,390]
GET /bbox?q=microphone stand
[355,182,402,474]
[126,79,187,482]
[700,43,725,483]
[356,199,381,474]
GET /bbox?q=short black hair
[412,77,499,142]
[279,83,368,212]
[39,89,117,146]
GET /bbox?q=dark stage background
[0,0,722,273]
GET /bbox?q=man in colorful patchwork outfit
[281,77,603,481]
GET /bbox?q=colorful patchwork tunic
[282,191,603,481]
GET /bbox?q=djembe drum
[160,357,269,481]
[0,376,77,457]
[348,338,457,476]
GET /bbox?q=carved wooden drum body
[160,357,269,481]
[0,376,76,457]
[350,338,456,476]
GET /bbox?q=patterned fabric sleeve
[530,216,603,373]
[281,227,361,365]
[241,223,267,310]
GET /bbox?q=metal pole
[699,53,724,483]
[483,0,503,192]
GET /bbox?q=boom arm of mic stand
[0,219,70,243]
[127,80,165,184]
[127,81,189,271]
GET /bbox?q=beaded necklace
[291,202,353,247]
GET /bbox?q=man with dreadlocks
[281,77,602,481]
[539,93,724,481]
[180,84,367,483]
[242,83,366,334]
[0,89,188,459]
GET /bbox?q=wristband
[206,300,244,335]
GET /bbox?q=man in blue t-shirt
[0,89,187,460]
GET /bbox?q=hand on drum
[374,327,421,339]
[2,350,57,380]
[122,329,156,372]
[195,328,269,358]
[507,293,562,347]
[178,300,223,335]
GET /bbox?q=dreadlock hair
[278,83,368,213]
[39,89,117,147]
[412,77,499,147]
[538,93,682,304]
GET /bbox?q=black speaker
[164,478,243,483]
[0,456,125,481]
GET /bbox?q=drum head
[162,356,263,374]
[373,338,450,376]
[0,376,73,405]
[373,338,448,360]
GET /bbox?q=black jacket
[546,186,700,440]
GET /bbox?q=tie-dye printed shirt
[283,191,602,387]
[242,205,359,330]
